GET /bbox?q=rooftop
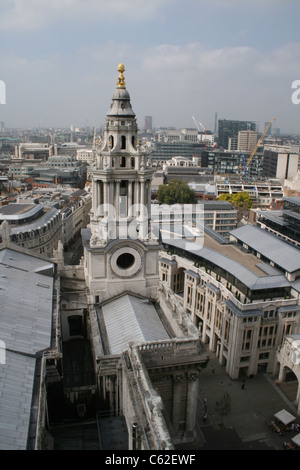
[164,236,290,292]
[0,247,55,450]
[0,203,42,220]
[230,224,300,273]
[101,294,170,355]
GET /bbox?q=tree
[216,391,232,425]
[157,179,196,205]
[218,191,252,210]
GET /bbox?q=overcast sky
[0,0,300,133]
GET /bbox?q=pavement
[182,347,300,451]
[63,237,83,265]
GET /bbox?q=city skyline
[0,0,300,133]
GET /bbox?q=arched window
[120,156,126,167]
[132,136,135,148]
[131,157,135,168]
[121,136,126,149]
[109,135,114,149]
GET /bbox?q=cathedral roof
[101,294,169,354]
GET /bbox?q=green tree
[218,191,252,210]
[157,179,196,205]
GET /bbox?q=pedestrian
[203,413,207,423]
[241,379,245,390]
[204,397,207,405]
[211,366,214,374]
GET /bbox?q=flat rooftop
[230,224,300,274]
[0,247,55,450]
[0,203,42,219]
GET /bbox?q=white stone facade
[159,249,300,380]
[276,335,300,414]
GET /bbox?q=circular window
[110,246,143,278]
[116,252,135,269]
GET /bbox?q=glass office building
[218,119,256,150]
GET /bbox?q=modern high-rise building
[238,130,258,152]
[218,119,256,149]
[263,148,299,183]
[144,115,152,131]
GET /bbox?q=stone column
[92,178,97,214]
[140,180,145,206]
[278,363,285,383]
[104,182,110,206]
[296,385,300,416]
[172,374,185,435]
[115,181,120,220]
[128,181,133,216]
[134,180,140,216]
[95,180,99,215]
[185,371,199,436]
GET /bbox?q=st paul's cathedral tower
[83,64,160,304]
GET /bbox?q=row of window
[108,135,136,150]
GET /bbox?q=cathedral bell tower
[83,64,160,304]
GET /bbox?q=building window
[187,286,192,306]
[68,315,83,336]
[117,252,135,269]
[121,136,126,149]
[242,328,253,351]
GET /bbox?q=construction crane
[239,117,275,181]
[192,116,208,150]
[246,117,276,168]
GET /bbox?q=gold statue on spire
[117,63,126,88]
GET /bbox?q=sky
[0,0,300,134]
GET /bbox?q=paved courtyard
[188,348,299,450]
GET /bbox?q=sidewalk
[193,348,299,450]
[63,237,83,265]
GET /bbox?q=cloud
[1,41,300,132]
[0,0,176,31]
[137,42,300,130]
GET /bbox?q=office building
[263,148,299,183]
[238,130,258,152]
[0,203,61,256]
[218,119,256,150]
[201,149,264,179]
[144,115,152,131]
[160,224,300,399]
[254,196,300,248]
[150,141,203,166]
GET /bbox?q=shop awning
[274,409,296,425]
[292,433,300,447]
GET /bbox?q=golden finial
[117,63,126,88]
